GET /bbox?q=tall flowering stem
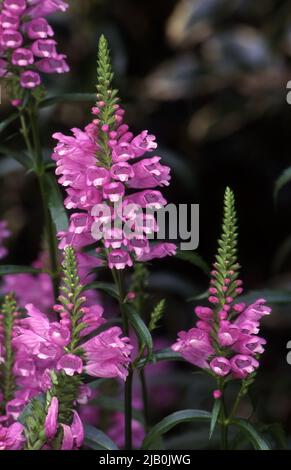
[0,294,18,405]
[172,187,271,450]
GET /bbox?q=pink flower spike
[56,354,83,376]
[45,397,59,440]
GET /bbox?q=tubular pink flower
[1,29,23,48]
[12,47,34,66]
[4,0,26,15]
[60,424,73,450]
[31,38,57,57]
[26,18,54,39]
[171,328,214,369]
[45,397,59,440]
[136,243,176,262]
[127,157,171,189]
[27,0,69,18]
[56,354,83,376]
[71,411,84,448]
[210,357,231,377]
[0,422,25,450]
[82,326,132,380]
[230,355,259,379]
[35,55,69,73]
[108,249,133,270]
[20,70,41,88]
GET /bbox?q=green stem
[1,295,16,404]
[112,269,133,450]
[140,368,150,431]
[19,103,59,300]
[220,396,229,450]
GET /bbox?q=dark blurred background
[2,0,291,447]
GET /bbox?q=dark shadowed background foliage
[1,0,291,448]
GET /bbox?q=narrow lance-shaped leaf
[44,173,68,232]
[230,419,271,451]
[142,409,211,450]
[84,425,119,450]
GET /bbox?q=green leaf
[44,173,68,232]
[0,265,42,276]
[126,304,153,361]
[82,281,119,300]
[176,250,210,275]
[142,409,211,450]
[0,113,18,134]
[274,166,291,202]
[209,399,221,439]
[40,93,96,108]
[230,419,271,450]
[84,424,119,450]
[136,348,183,369]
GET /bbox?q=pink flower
[56,354,83,376]
[12,47,34,66]
[136,243,176,262]
[82,327,132,380]
[128,157,171,189]
[20,70,41,88]
[0,0,69,91]
[171,328,214,369]
[108,249,133,270]
[131,130,157,157]
[232,335,266,356]
[210,357,231,377]
[218,321,240,347]
[31,39,57,58]
[27,0,69,17]
[45,397,59,440]
[230,355,259,379]
[26,18,54,39]
[0,422,25,450]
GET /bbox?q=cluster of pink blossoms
[52,104,176,270]
[0,286,132,449]
[0,0,69,91]
[172,291,271,380]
